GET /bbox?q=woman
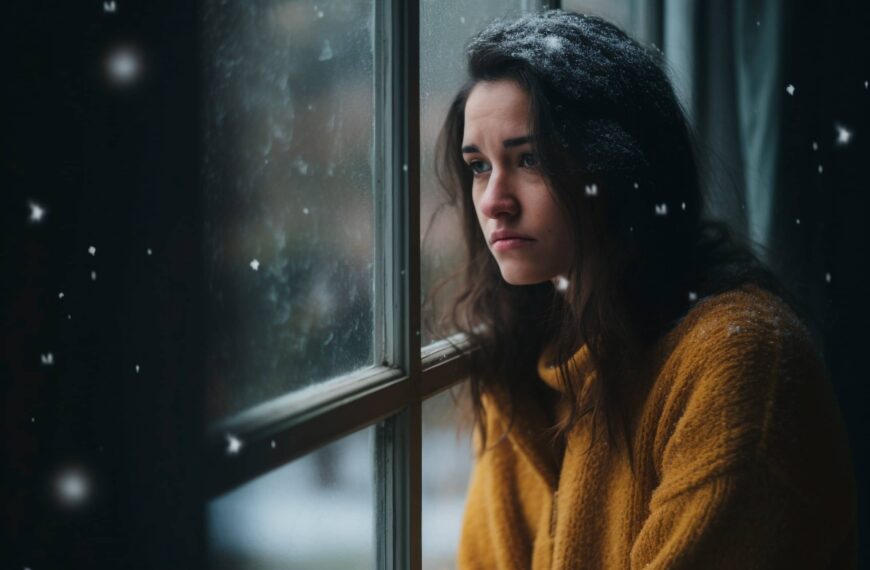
[434,10,857,569]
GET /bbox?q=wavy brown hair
[431,11,805,458]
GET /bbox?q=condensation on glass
[202,1,376,421]
[422,383,474,569]
[420,0,529,347]
[207,426,375,570]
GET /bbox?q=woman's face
[462,79,574,286]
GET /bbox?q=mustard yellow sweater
[457,285,857,569]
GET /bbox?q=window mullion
[375,0,421,568]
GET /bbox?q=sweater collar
[537,342,595,395]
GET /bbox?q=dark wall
[773,1,869,565]
[2,2,205,568]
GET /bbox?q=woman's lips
[491,237,535,252]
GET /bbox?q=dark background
[2,1,868,568]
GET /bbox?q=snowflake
[29,201,46,222]
[88,246,96,256]
[318,40,334,61]
[58,292,64,299]
[56,468,89,506]
[250,259,260,271]
[270,440,276,449]
[688,291,698,302]
[584,183,598,196]
[147,248,152,255]
[835,124,853,145]
[796,218,801,225]
[135,364,140,374]
[818,164,823,174]
[106,46,141,85]
[825,272,832,283]
[41,353,54,365]
[786,84,795,96]
[226,434,243,455]
[812,141,818,151]
[303,207,310,215]
[91,270,97,281]
[103,1,117,12]
[554,275,569,292]
[681,202,686,211]
[654,203,668,216]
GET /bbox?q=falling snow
[88,246,96,256]
[250,259,260,271]
[106,47,141,85]
[786,84,795,96]
[271,440,276,449]
[554,276,569,292]
[135,364,140,374]
[796,218,801,225]
[103,1,117,13]
[681,202,686,211]
[41,353,54,365]
[756,20,760,27]
[825,272,832,283]
[460,16,466,24]
[835,124,853,145]
[303,207,310,215]
[58,292,64,299]
[728,324,742,335]
[226,434,243,455]
[91,270,97,281]
[318,40,334,61]
[29,201,46,222]
[812,141,818,151]
[654,203,668,216]
[688,291,698,302]
[56,468,89,506]
[633,182,639,189]
[818,164,823,174]
[584,183,598,196]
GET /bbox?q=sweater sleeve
[630,294,856,568]
[628,464,852,569]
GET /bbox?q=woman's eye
[468,161,491,175]
[520,153,538,168]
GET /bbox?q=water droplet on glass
[318,40,334,61]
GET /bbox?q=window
[203,1,556,568]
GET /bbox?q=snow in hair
[464,10,680,178]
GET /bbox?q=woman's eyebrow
[461,135,533,154]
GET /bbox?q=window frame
[204,1,559,568]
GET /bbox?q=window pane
[420,0,528,347]
[202,1,376,421]
[422,384,474,568]
[207,427,375,570]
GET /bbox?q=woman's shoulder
[648,283,853,513]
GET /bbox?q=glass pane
[422,384,475,569]
[420,0,529,347]
[207,427,375,570]
[202,0,377,421]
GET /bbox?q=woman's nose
[478,170,519,219]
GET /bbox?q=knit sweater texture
[457,284,857,569]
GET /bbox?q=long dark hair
[432,10,805,457]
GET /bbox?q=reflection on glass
[422,384,474,569]
[420,0,529,346]
[202,1,377,421]
[207,427,375,570]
